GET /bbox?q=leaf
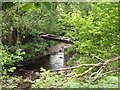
[8,67,16,72]
[2,2,15,10]
[42,2,52,11]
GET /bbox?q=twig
[93,56,104,61]
[55,56,120,87]
[50,64,98,72]
[89,66,103,80]
[76,67,94,77]
[92,68,104,81]
[101,69,119,76]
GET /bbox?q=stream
[9,42,72,89]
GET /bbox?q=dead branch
[93,56,104,61]
[90,69,119,82]
[50,64,97,71]
[104,56,120,64]
[76,67,94,77]
[52,56,120,87]
[50,56,120,72]
[89,66,103,80]
[101,69,119,76]
[51,56,120,85]
[92,68,104,81]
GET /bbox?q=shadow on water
[19,55,51,70]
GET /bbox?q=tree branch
[76,67,94,77]
[50,56,120,72]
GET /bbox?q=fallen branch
[54,56,120,87]
[93,56,104,61]
[50,56,120,72]
[104,56,120,65]
[76,67,94,77]
[90,67,104,81]
[89,68,119,82]
[50,64,97,71]
[101,68,119,76]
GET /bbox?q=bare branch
[101,69,119,76]
[50,64,97,71]
[50,56,120,72]
[76,67,94,77]
[93,56,104,61]
[104,56,120,64]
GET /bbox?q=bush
[65,2,119,68]
[32,68,64,88]
[1,46,25,75]
[0,46,25,88]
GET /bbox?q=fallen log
[40,34,74,44]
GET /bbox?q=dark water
[15,42,66,71]
[8,42,73,89]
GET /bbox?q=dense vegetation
[0,2,119,89]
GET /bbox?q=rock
[34,72,39,76]
[23,79,32,83]
[59,57,62,59]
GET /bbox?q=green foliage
[62,2,119,84]
[1,2,119,89]
[2,2,62,59]
[65,2,119,68]
[60,76,118,88]
[60,78,81,88]
[0,46,25,89]
[86,76,118,88]
[32,69,118,88]
[32,68,64,88]
[1,76,22,89]
[2,2,15,10]
[1,46,25,75]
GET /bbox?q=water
[15,42,66,71]
[50,52,64,69]
[10,42,71,89]
[49,42,65,69]
[24,42,66,70]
